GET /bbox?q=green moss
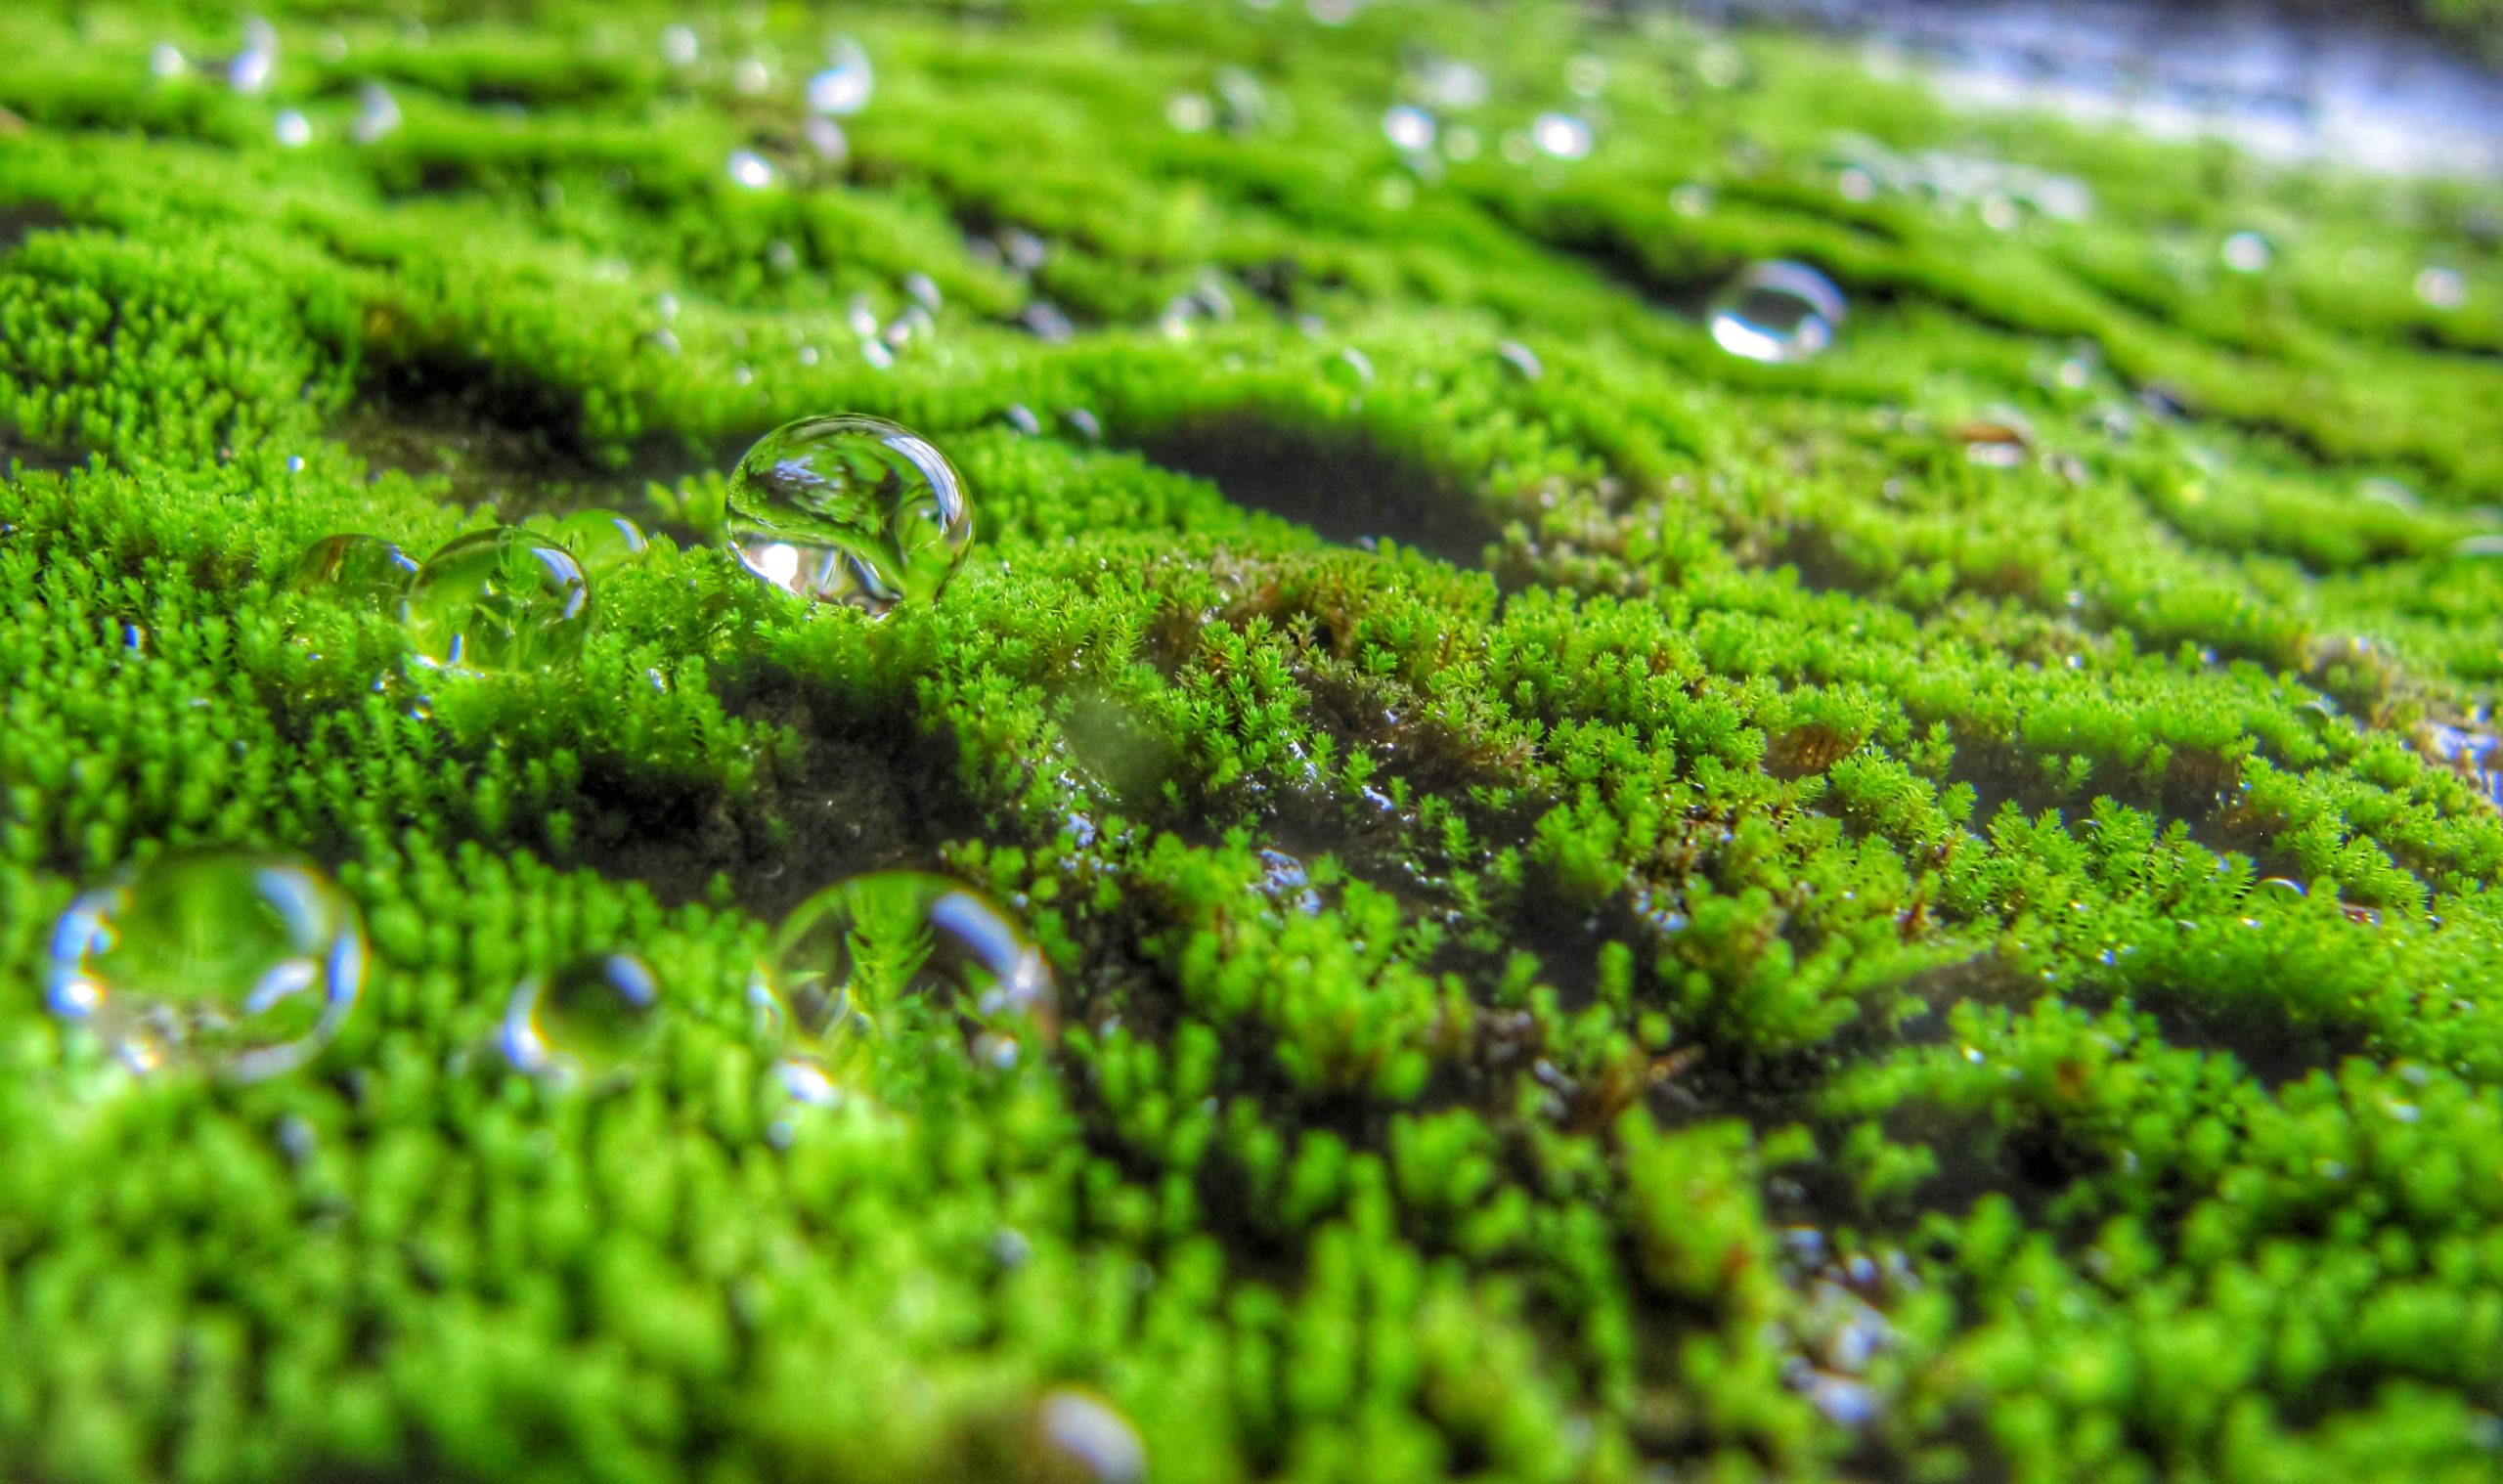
[2,1,2502,1480]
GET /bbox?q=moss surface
[4,2,2503,1480]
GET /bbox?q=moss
[1,1,2502,1480]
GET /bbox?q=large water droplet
[1031,1389,1147,1484]
[49,851,366,1082]
[403,527,593,673]
[287,533,418,609]
[770,872,1055,1067]
[723,415,973,614]
[1708,261,1847,364]
[502,954,660,1085]
[809,36,873,115]
[551,508,649,574]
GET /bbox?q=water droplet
[903,273,944,313]
[809,37,873,115]
[1324,347,1375,391]
[1708,261,1847,364]
[2220,231,2273,274]
[151,43,189,80]
[1414,57,1487,110]
[732,57,771,96]
[287,533,418,609]
[1019,301,1076,342]
[351,81,401,144]
[1531,112,1592,159]
[1032,1390,1147,1484]
[1670,182,1716,217]
[274,109,313,148]
[770,872,1056,1065]
[726,149,777,189]
[998,228,1048,273]
[1496,340,1543,381]
[49,851,366,1082]
[551,508,648,574]
[1063,408,1103,442]
[2455,534,2503,558]
[723,415,973,614]
[2417,267,2467,310]
[1383,105,1435,153]
[1837,165,1879,202]
[1002,404,1043,437]
[803,115,849,166]
[660,23,700,66]
[502,954,660,1085]
[403,528,593,673]
[230,16,280,95]
[1166,92,1214,133]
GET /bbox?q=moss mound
[3,2,2503,1480]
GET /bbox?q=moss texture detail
[2,2,2503,1480]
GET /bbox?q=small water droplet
[49,851,366,1082]
[1383,104,1435,152]
[903,273,943,313]
[1018,301,1076,343]
[1002,404,1043,437]
[288,533,419,609]
[151,42,189,80]
[503,954,660,1086]
[660,23,700,66]
[1531,111,1592,159]
[726,149,777,189]
[2220,231,2273,274]
[230,16,280,95]
[769,872,1056,1066]
[402,527,593,673]
[809,37,873,115]
[550,508,648,574]
[1670,182,1716,217]
[274,109,312,148]
[1324,347,1375,391]
[1708,261,1846,363]
[1032,1389,1147,1484]
[2417,266,2467,310]
[723,415,973,614]
[732,57,771,95]
[351,81,401,144]
[1063,408,1103,442]
[1166,92,1214,133]
[1495,339,1543,381]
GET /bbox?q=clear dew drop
[1707,260,1847,364]
[1324,347,1375,391]
[230,16,280,95]
[503,954,661,1085]
[274,109,313,148]
[659,23,699,66]
[809,37,873,115]
[287,533,418,610]
[722,415,974,615]
[1165,92,1214,133]
[2220,231,2274,274]
[1031,1389,1148,1484]
[2417,267,2467,310]
[769,872,1056,1067]
[1382,104,1435,153]
[351,81,401,144]
[49,851,367,1083]
[151,42,189,80]
[1531,111,1593,159]
[726,149,778,189]
[1496,339,1543,381]
[550,508,649,574]
[402,527,593,674]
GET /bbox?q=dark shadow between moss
[1138,414,1503,568]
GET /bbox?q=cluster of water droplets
[1822,133,2092,226]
